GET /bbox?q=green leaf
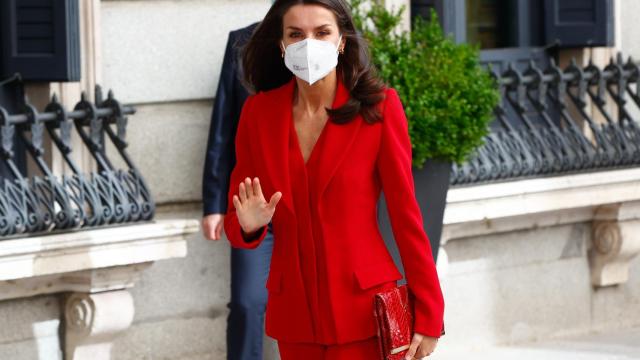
[349,5,500,165]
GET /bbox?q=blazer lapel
[257,76,361,216]
[257,78,296,217]
[315,77,362,200]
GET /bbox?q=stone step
[432,327,640,360]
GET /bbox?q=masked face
[281,35,341,85]
[281,4,344,85]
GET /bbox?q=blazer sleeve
[202,30,240,216]
[222,95,269,249]
[376,88,445,338]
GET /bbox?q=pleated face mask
[282,35,342,85]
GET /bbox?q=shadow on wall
[436,223,594,350]
[0,295,62,359]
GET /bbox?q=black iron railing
[451,53,640,185]
[0,74,154,237]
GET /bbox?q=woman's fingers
[414,344,429,359]
[405,335,422,360]
[253,177,265,201]
[244,177,254,198]
[411,335,438,359]
[238,181,247,202]
[232,195,242,210]
[237,177,280,212]
[268,192,282,211]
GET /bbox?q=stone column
[63,291,135,360]
[589,202,640,287]
[0,220,196,359]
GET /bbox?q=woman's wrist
[241,227,258,236]
[241,225,265,242]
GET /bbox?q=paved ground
[432,327,640,360]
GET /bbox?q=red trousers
[277,336,379,360]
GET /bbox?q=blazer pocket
[266,269,283,294]
[354,260,403,290]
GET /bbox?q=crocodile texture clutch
[374,284,446,359]
[373,284,414,360]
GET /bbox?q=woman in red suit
[223,0,444,359]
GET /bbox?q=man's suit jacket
[223,76,445,344]
[202,23,258,216]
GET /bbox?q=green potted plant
[350,1,499,264]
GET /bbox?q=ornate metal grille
[452,53,640,185]
[0,74,154,237]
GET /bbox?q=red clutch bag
[374,284,445,360]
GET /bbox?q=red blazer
[224,77,444,344]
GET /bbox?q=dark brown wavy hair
[242,0,385,124]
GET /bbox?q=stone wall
[437,222,640,356]
[1,1,639,360]
[99,1,277,359]
[0,296,62,359]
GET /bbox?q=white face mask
[282,35,342,85]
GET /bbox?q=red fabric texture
[277,336,380,360]
[223,77,445,344]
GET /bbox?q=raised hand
[232,177,282,235]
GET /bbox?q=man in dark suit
[202,21,274,360]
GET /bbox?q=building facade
[0,0,639,359]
